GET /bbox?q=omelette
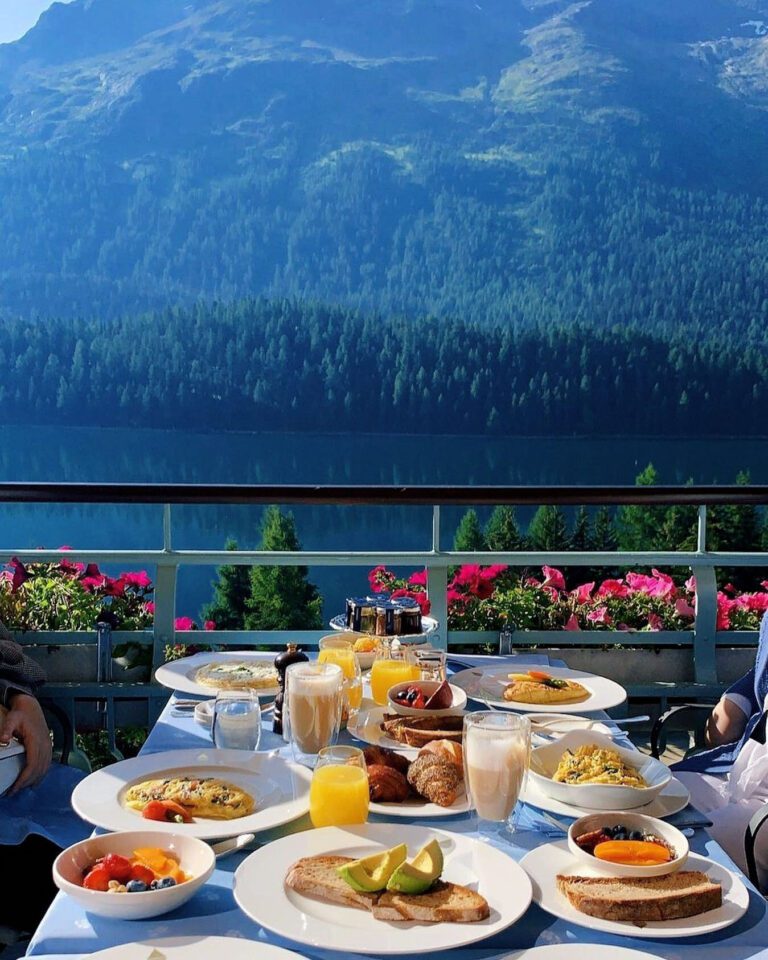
[503,671,589,705]
[195,660,278,690]
[125,776,255,819]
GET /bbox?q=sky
[0,0,72,44]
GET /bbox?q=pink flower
[102,577,126,597]
[646,613,663,631]
[625,569,676,599]
[762,581,768,591]
[408,570,428,588]
[58,545,73,551]
[81,573,107,592]
[58,558,85,576]
[570,581,595,604]
[451,566,495,599]
[9,557,28,592]
[122,570,152,589]
[145,601,155,615]
[716,593,734,630]
[586,606,612,626]
[685,575,696,594]
[564,613,580,631]
[174,616,196,631]
[525,577,541,587]
[368,565,395,593]
[723,583,737,595]
[675,598,695,618]
[447,588,466,605]
[743,593,768,613]
[541,566,565,592]
[596,579,630,599]
[204,620,216,631]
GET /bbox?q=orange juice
[370,658,420,706]
[318,648,362,710]
[309,764,369,826]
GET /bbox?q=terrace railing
[2,482,767,729]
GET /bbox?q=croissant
[367,764,411,803]
[407,754,461,807]
[363,745,411,775]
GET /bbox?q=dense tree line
[0,297,765,436]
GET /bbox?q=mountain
[1,0,768,342]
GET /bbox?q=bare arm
[705,695,749,748]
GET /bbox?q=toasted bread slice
[556,870,722,922]
[284,855,379,910]
[373,881,490,923]
[381,715,464,747]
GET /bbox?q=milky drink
[287,665,342,755]
[465,724,529,821]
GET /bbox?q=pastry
[407,754,461,807]
[363,745,411,775]
[367,764,411,803]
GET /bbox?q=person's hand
[0,693,52,794]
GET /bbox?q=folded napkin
[0,763,91,848]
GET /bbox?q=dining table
[24,654,768,960]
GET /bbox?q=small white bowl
[386,680,467,717]
[53,830,215,920]
[567,811,689,878]
[529,729,672,810]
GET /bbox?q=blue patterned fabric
[674,612,768,774]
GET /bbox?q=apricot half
[593,840,672,866]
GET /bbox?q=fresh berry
[629,829,644,841]
[126,879,148,893]
[129,864,155,885]
[150,879,159,890]
[613,828,628,841]
[102,854,133,882]
[83,867,112,891]
[155,877,177,889]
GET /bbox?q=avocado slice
[337,842,408,892]
[386,839,444,894]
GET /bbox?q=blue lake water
[3,425,768,621]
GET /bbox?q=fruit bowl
[386,680,467,717]
[53,830,215,919]
[567,811,688,878]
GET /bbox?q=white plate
[71,747,312,839]
[85,937,305,960]
[370,781,471,819]
[330,614,438,640]
[521,840,749,939]
[508,943,676,960]
[521,770,690,820]
[529,713,614,738]
[451,665,627,714]
[234,822,532,954]
[504,946,664,960]
[155,650,280,698]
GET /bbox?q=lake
[3,425,768,622]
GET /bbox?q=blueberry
[126,880,148,893]
[156,877,177,889]
[613,828,628,841]
[603,825,616,838]
[150,879,159,890]
[629,830,643,841]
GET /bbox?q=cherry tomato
[528,670,552,682]
[83,867,112,891]
[129,863,156,885]
[102,853,133,882]
[141,799,194,823]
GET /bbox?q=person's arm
[0,637,46,706]
[705,667,756,748]
[0,693,52,793]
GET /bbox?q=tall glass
[285,661,344,765]
[212,690,262,751]
[309,745,369,827]
[369,641,420,706]
[318,636,363,724]
[463,712,530,842]
[409,647,447,683]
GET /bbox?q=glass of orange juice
[369,639,420,706]
[309,745,369,827]
[318,636,363,722]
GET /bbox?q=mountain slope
[0,0,767,341]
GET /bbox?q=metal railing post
[697,505,707,553]
[152,503,177,669]
[428,506,448,650]
[692,564,718,685]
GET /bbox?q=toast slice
[284,856,379,910]
[556,871,722,922]
[381,715,464,747]
[373,881,490,923]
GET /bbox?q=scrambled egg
[552,744,647,787]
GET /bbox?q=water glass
[285,661,344,765]
[409,647,446,683]
[309,745,369,827]
[212,690,262,751]
[463,711,530,842]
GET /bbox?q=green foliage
[527,506,569,552]
[590,507,618,553]
[202,539,251,629]
[485,506,525,552]
[245,507,323,630]
[76,726,148,771]
[453,510,487,552]
[617,465,667,551]
[570,507,591,551]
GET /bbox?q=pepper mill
[273,642,308,736]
